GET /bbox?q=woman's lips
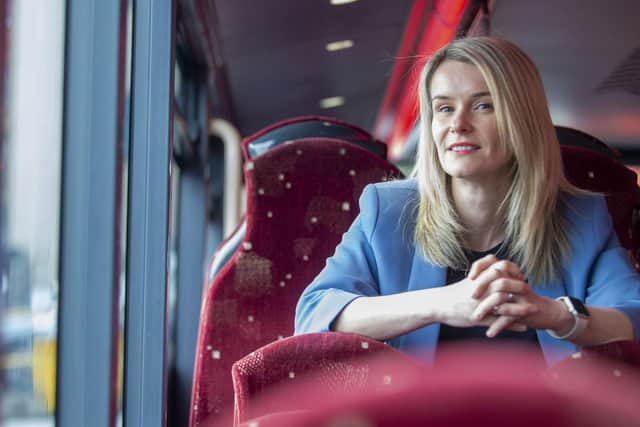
[447,143,480,152]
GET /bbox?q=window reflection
[0,0,66,425]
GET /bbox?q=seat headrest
[556,126,619,159]
[242,116,387,160]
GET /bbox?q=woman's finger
[494,301,540,318]
[470,266,504,299]
[471,263,525,300]
[467,254,498,280]
[486,315,520,337]
[484,277,530,296]
[490,260,525,280]
[472,290,515,320]
[479,314,527,332]
[505,321,528,332]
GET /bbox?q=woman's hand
[440,254,527,331]
[470,261,573,337]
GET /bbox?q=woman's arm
[473,195,640,343]
[475,287,635,344]
[333,256,527,341]
[331,287,447,341]
[571,306,634,346]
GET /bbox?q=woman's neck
[451,176,510,252]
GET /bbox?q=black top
[437,243,541,355]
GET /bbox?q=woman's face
[429,60,512,184]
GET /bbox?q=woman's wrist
[549,298,575,337]
[412,286,450,325]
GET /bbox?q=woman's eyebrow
[431,91,491,102]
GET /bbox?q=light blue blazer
[295,179,640,365]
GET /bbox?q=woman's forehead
[429,60,490,99]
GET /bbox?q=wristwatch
[547,296,590,340]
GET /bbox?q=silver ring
[507,292,515,303]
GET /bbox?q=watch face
[568,297,589,316]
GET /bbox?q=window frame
[57,0,129,426]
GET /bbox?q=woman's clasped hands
[442,254,569,337]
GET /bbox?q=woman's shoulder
[357,178,418,234]
[364,178,418,201]
[359,178,419,216]
[561,191,605,208]
[560,191,609,236]
[561,191,607,218]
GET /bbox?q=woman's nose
[450,111,471,134]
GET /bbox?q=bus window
[0,0,66,425]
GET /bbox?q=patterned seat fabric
[190,117,402,427]
[231,332,423,425]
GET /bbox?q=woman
[294,37,640,365]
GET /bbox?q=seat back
[561,145,638,260]
[190,118,401,426]
[558,130,640,267]
[203,116,389,288]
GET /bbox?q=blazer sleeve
[584,196,640,340]
[294,184,382,334]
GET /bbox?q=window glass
[167,158,181,370]
[0,0,66,425]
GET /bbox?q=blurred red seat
[232,345,640,427]
[231,332,423,425]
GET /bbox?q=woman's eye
[475,102,493,111]
[436,105,452,113]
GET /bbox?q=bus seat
[190,117,401,427]
[561,145,639,261]
[557,130,640,270]
[231,332,423,425]
[203,116,388,290]
[556,125,620,160]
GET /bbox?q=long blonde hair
[412,36,580,284]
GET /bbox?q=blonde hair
[412,36,580,284]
